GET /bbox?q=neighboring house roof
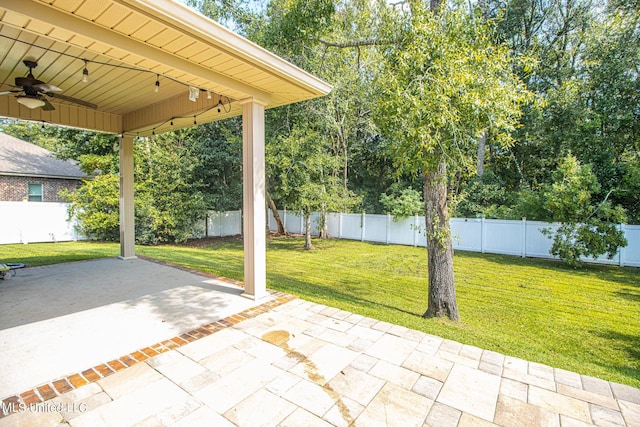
[0,132,85,180]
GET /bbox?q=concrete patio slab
[0,258,267,400]
[0,260,639,426]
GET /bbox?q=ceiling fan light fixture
[16,96,45,109]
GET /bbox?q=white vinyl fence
[268,210,640,268]
[0,201,80,244]
[2,202,639,268]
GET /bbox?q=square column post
[241,99,267,299]
[119,134,136,259]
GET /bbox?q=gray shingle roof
[0,132,85,179]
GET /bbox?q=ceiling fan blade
[47,93,97,109]
[41,98,55,111]
[33,83,63,93]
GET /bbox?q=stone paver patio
[1,263,639,426]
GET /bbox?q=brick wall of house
[0,175,81,202]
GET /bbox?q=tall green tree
[376,0,532,320]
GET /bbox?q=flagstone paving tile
[176,370,218,394]
[555,368,584,390]
[347,337,375,352]
[139,396,201,426]
[437,364,501,422]
[387,324,410,337]
[402,351,453,382]
[504,356,529,374]
[500,377,529,402]
[234,335,286,363]
[330,309,353,321]
[404,329,427,342]
[480,361,504,376]
[289,341,359,386]
[557,384,620,410]
[582,376,614,398]
[350,354,379,373]
[424,401,461,427]
[611,383,640,405]
[412,375,443,401]
[529,362,556,381]
[481,350,506,367]
[343,313,365,324]
[371,320,394,333]
[148,352,210,385]
[369,359,420,390]
[345,324,385,341]
[502,367,557,391]
[172,406,236,427]
[199,346,255,380]
[365,334,418,365]
[195,360,282,413]
[281,407,334,427]
[224,389,297,427]
[494,394,560,427]
[459,344,483,361]
[177,328,247,361]
[281,379,337,418]
[355,382,433,427]
[327,366,385,406]
[416,334,444,356]
[320,317,353,333]
[458,412,500,426]
[317,328,357,347]
[323,396,364,427]
[528,385,592,423]
[619,400,640,426]
[69,378,188,427]
[436,350,481,369]
[438,339,463,355]
[590,403,627,426]
[97,363,162,400]
[356,317,379,328]
[266,371,302,397]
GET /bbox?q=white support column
[119,134,136,259]
[241,99,267,300]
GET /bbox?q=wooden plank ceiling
[0,0,331,136]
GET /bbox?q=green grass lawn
[1,237,638,388]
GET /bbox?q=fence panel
[389,216,416,246]
[340,214,362,240]
[622,225,640,267]
[283,211,304,234]
[451,218,482,252]
[0,201,78,244]
[484,219,523,256]
[364,214,388,243]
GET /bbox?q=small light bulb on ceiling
[82,60,89,83]
[154,75,160,93]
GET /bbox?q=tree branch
[313,37,397,48]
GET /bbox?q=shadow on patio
[0,258,265,400]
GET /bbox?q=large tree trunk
[304,213,315,250]
[266,190,287,235]
[422,158,460,321]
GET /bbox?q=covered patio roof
[0,0,331,135]
[0,0,331,299]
